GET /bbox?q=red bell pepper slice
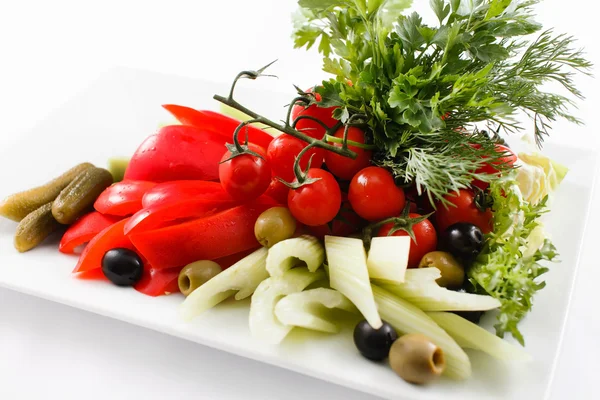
[73,218,134,273]
[142,180,230,208]
[124,198,240,235]
[162,105,274,150]
[213,247,259,270]
[124,125,227,183]
[59,212,123,254]
[94,180,157,216]
[129,201,275,270]
[134,266,181,297]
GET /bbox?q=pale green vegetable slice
[373,285,471,380]
[266,235,324,277]
[378,268,501,311]
[325,236,382,329]
[366,236,410,282]
[428,312,532,362]
[274,288,358,333]
[107,157,130,183]
[249,268,326,343]
[180,247,269,321]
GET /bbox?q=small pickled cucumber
[14,203,62,252]
[52,167,113,224]
[0,163,94,222]
[107,157,130,183]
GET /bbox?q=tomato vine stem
[213,63,359,161]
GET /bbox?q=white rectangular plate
[0,67,597,400]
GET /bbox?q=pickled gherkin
[14,203,62,252]
[0,163,94,222]
[52,167,113,224]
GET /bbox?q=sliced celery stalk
[325,236,382,329]
[378,268,501,311]
[266,235,324,277]
[367,236,410,282]
[373,285,472,380]
[428,312,532,362]
[249,268,326,344]
[274,288,357,333]
[180,248,269,321]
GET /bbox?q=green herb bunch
[294,0,591,204]
[469,174,557,344]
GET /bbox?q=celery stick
[180,248,269,321]
[249,268,326,344]
[274,288,358,333]
[266,235,324,277]
[378,268,501,311]
[107,157,130,183]
[428,312,532,362]
[373,285,472,380]
[325,236,383,329]
[367,236,410,282]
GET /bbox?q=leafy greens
[468,174,557,345]
[293,0,591,204]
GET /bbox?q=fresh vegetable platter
[0,1,597,398]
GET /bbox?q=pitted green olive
[254,207,297,248]
[389,333,445,385]
[418,251,465,289]
[178,260,222,296]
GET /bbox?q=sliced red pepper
[213,247,259,270]
[73,218,134,273]
[75,268,108,281]
[124,198,240,235]
[124,125,227,183]
[59,212,123,254]
[162,105,274,150]
[129,201,275,270]
[94,180,157,216]
[142,180,230,208]
[134,266,181,297]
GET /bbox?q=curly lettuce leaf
[468,172,558,345]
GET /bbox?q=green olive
[178,260,222,296]
[254,207,297,248]
[418,251,465,289]
[389,333,445,385]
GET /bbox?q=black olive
[440,223,484,261]
[101,248,144,287]
[353,320,398,361]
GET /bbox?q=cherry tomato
[472,144,517,190]
[435,189,493,234]
[291,88,338,140]
[266,134,324,182]
[287,169,342,226]
[219,144,271,201]
[308,201,365,239]
[378,214,438,268]
[325,127,373,180]
[264,178,290,205]
[348,167,405,222]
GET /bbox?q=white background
[0,0,598,399]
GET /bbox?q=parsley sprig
[293,0,592,203]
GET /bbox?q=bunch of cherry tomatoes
[218,92,517,268]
